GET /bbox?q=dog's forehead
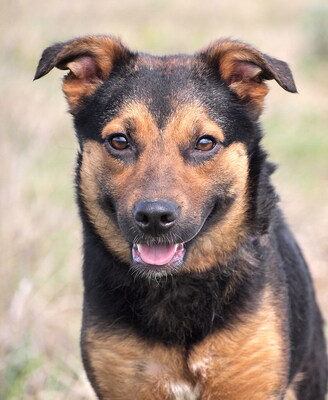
[125,54,201,104]
[75,52,253,145]
[136,53,194,70]
[98,54,225,128]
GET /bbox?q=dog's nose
[134,200,179,235]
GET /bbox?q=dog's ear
[34,36,133,113]
[198,39,297,116]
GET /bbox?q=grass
[264,110,328,195]
[1,0,327,398]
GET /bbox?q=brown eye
[195,136,216,151]
[108,134,129,150]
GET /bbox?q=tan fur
[163,105,249,270]
[80,141,131,263]
[58,36,127,112]
[162,103,225,143]
[202,40,271,115]
[99,102,163,213]
[188,287,288,400]
[284,373,303,400]
[182,141,249,271]
[285,388,297,400]
[101,101,160,143]
[36,36,308,400]
[63,78,101,113]
[80,102,164,262]
[84,326,196,400]
[83,101,247,271]
[83,286,288,399]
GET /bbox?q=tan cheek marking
[183,142,249,272]
[99,102,225,220]
[98,102,167,206]
[188,287,287,400]
[80,141,131,263]
[83,327,196,400]
[82,105,247,271]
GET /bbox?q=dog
[35,36,327,399]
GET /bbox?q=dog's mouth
[128,199,223,276]
[132,243,185,272]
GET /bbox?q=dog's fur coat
[35,36,328,399]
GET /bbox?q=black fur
[36,36,327,399]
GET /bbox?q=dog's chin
[130,243,186,277]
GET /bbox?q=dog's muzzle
[130,200,185,271]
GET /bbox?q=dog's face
[35,36,296,276]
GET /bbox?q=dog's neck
[81,219,271,347]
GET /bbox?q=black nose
[134,200,179,235]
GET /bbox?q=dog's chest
[82,289,287,400]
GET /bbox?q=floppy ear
[34,36,133,113]
[198,39,297,116]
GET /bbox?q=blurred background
[1,0,327,398]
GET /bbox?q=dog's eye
[195,136,216,151]
[107,134,129,151]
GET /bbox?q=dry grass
[1,0,327,398]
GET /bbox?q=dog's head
[35,36,296,277]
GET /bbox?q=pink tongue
[139,244,177,265]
